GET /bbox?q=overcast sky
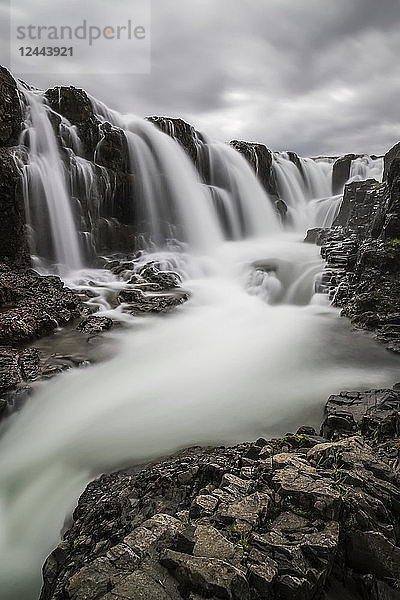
[2,0,400,156]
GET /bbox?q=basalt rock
[0,66,22,147]
[332,154,356,195]
[147,116,203,165]
[40,384,400,600]
[383,141,400,181]
[0,265,83,345]
[230,140,279,199]
[0,146,30,266]
[309,156,400,353]
[46,86,101,160]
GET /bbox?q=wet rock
[0,346,20,390]
[383,141,400,181]
[332,154,356,195]
[147,116,202,165]
[45,86,100,160]
[138,263,181,290]
[40,386,400,600]
[118,288,189,315]
[0,266,83,345]
[95,122,129,173]
[77,316,113,335]
[304,227,330,245]
[0,147,30,266]
[0,66,22,147]
[230,140,279,198]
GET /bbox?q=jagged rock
[118,288,189,314]
[77,316,113,335]
[0,147,30,266]
[0,66,22,146]
[147,116,203,165]
[39,382,400,600]
[0,266,82,345]
[95,122,130,173]
[346,531,400,580]
[383,141,400,181]
[45,86,100,160]
[230,140,279,198]
[138,263,181,290]
[332,154,356,195]
[304,227,330,245]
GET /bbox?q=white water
[272,153,337,231]
[348,155,383,183]
[17,86,82,272]
[0,95,398,599]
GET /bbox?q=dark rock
[147,117,202,165]
[118,288,189,315]
[230,140,279,198]
[0,266,82,345]
[0,147,30,266]
[346,531,400,580]
[0,66,22,147]
[95,122,129,173]
[77,316,113,335]
[45,86,100,160]
[332,154,356,195]
[304,228,330,245]
[383,141,400,181]
[40,385,400,600]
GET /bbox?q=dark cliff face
[383,141,400,181]
[230,140,279,199]
[0,68,29,266]
[331,154,356,195]
[0,66,22,147]
[314,159,400,354]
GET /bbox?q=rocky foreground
[40,385,400,600]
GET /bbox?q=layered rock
[309,153,400,354]
[40,385,400,600]
[146,116,204,165]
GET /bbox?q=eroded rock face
[332,154,356,195]
[383,141,400,181]
[0,66,22,147]
[46,86,100,160]
[0,147,30,266]
[40,384,400,600]
[307,152,400,354]
[230,140,279,199]
[147,116,203,165]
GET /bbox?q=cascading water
[0,93,399,600]
[17,86,83,272]
[348,155,383,183]
[272,152,339,231]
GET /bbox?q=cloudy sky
[2,0,400,156]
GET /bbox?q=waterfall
[348,155,383,183]
[17,86,83,271]
[1,90,399,600]
[199,141,281,239]
[272,153,335,231]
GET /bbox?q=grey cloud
[1,0,399,156]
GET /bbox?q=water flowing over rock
[230,140,279,199]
